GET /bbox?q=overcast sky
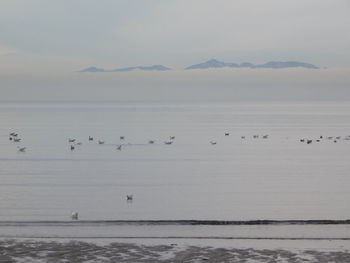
[0,0,349,73]
[0,0,349,102]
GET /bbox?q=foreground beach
[1,221,350,262]
[1,238,350,262]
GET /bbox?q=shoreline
[1,219,350,225]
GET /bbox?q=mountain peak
[185,59,228,69]
[80,66,105,72]
[185,60,319,70]
[80,65,171,72]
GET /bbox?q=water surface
[1,101,350,221]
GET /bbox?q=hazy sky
[0,0,349,102]
[0,0,349,72]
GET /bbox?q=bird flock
[299,135,350,144]
[9,132,26,152]
[66,134,178,152]
[8,130,350,155]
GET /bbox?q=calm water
[1,101,350,221]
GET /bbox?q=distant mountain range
[80,59,319,72]
[80,65,171,72]
[185,59,319,69]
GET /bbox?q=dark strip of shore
[1,219,350,226]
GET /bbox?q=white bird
[71,212,78,220]
[98,140,105,144]
[210,141,217,145]
[13,138,21,142]
[68,138,76,143]
[164,141,173,145]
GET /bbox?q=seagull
[98,140,105,144]
[70,145,75,151]
[13,138,21,142]
[9,132,19,140]
[210,141,217,145]
[262,135,269,139]
[71,212,78,220]
[126,195,133,201]
[241,136,245,139]
[225,133,229,136]
[120,136,125,140]
[307,139,312,144]
[68,138,76,143]
[148,140,155,144]
[117,145,122,150]
[164,141,173,145]
[17,147,26,152]
[88,136,94,141]
[76,142,82,145]
[169,136,175,140]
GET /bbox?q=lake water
[1,101,350,222]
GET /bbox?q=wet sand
[1,239,350,262]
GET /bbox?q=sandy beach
[1,238,350,262]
